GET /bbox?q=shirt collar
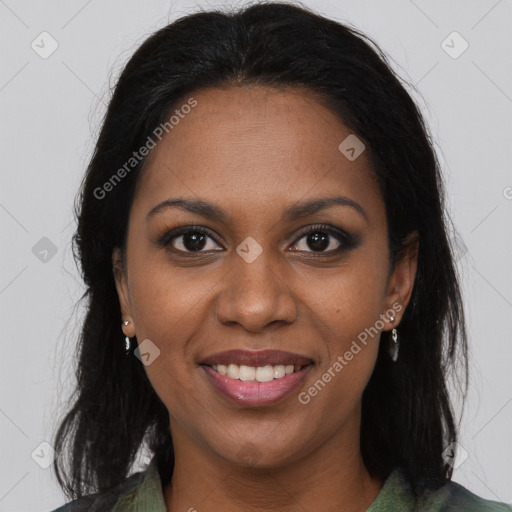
[366,466,415,511]
[111,455,167,512]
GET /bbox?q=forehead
[132,86,383,224]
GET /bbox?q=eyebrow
[146,195,368,223]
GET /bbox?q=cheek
[299,251,388,395]
[128,253,207,344]
[296,309,382,449]
[125,260,206,402]
[306,257,389,344]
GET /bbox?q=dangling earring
[123,320,132,356]
[388,313,399,362]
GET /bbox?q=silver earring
[123,321,132,355]
[387,313,399,362]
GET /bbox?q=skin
[113,85,419,512]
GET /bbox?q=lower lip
[201,364,313,407]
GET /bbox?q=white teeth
[273,365,285,379]
[227,364,239,379]
[256,365,274,382]
[239,365,256,381]
[210,363,306,382]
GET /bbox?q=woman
[50,2,511,510]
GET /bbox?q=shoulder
[48,468,147,512]
[419,479,512,511]
[369,466,511,512]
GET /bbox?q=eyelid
[157,225,224,249]
[290,223,350,245]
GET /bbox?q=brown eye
[289,224,359,255]
[292,231,339,252]
[159,227,223,253]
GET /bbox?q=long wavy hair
[53,0,468,500]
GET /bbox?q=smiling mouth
[201,362,314,407]
[204,362,313,382]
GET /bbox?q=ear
[112,247,136,338]
[384,231,419,326]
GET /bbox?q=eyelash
[157,224,359,257]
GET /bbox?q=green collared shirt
[51,457,512,511]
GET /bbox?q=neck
[163,413,384,512]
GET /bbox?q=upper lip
[200,349,313,368]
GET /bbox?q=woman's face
[114,86,417,469]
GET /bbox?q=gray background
[0,0,511,510]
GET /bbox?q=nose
[215,248,298,333]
